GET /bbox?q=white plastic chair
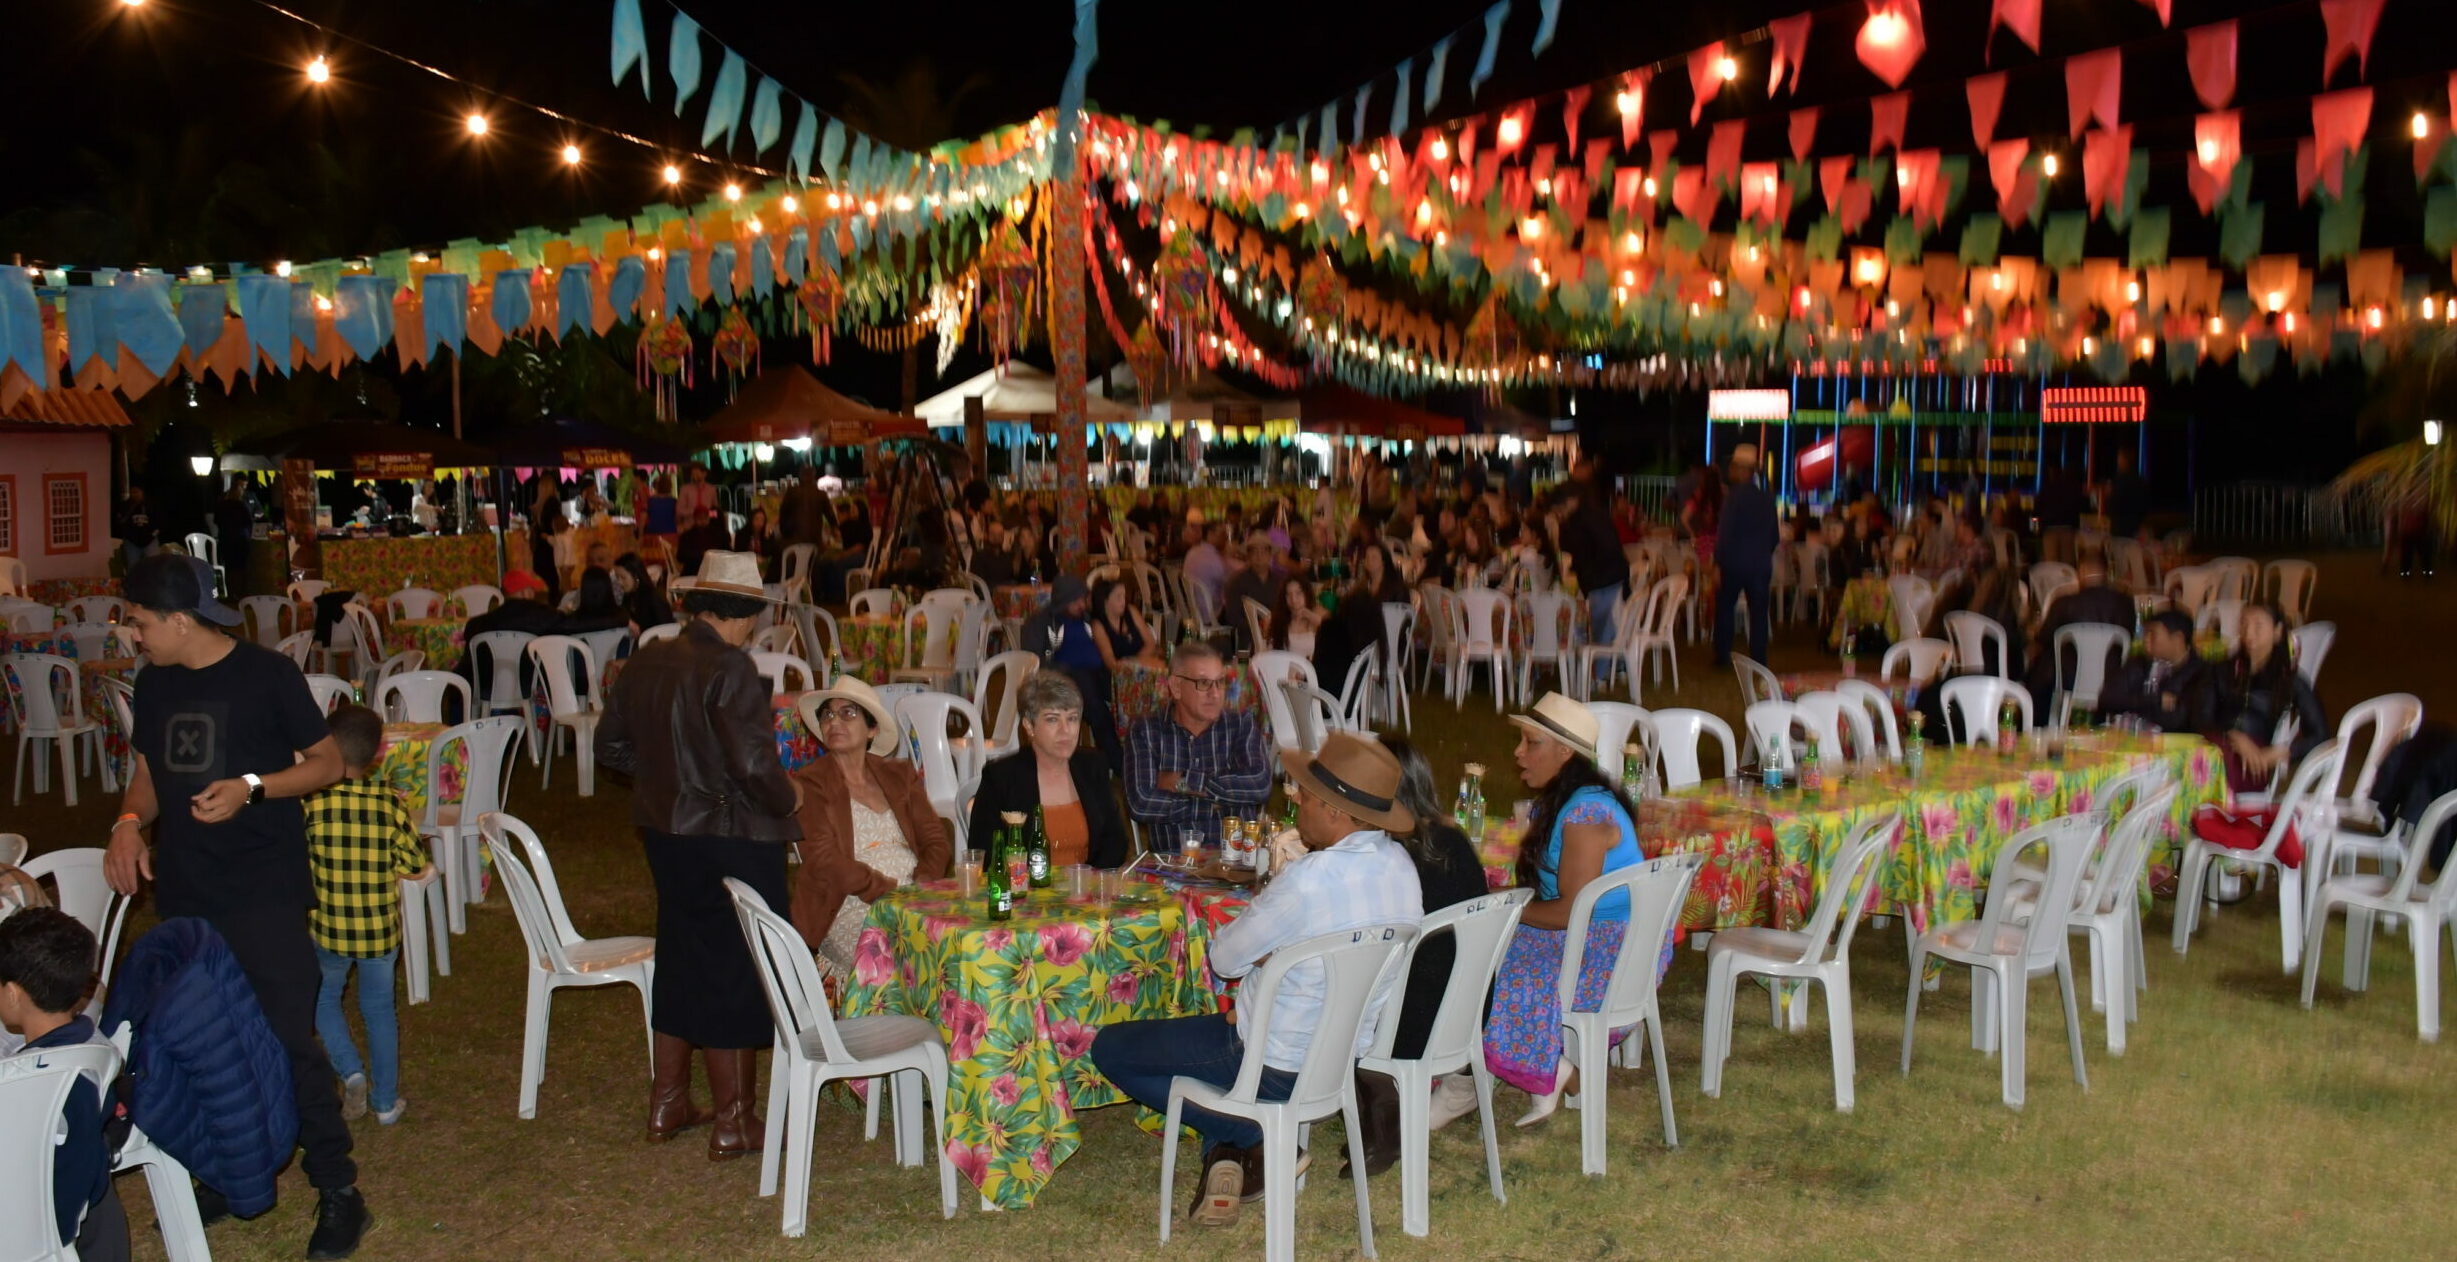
[1357,888,1533,1237]
[1515,590,1576,705]
[2300,788,2457,1040]
[2026,563,2078,613]
[0,556,21,598]
[421,715,527,937]
[2290,621,2334,686]
[1743,700,1816,772]
[2051,623,2132,714]
[287,578,330,603]
[1621,575,1688,699]
[387,587,444,621]
[90,1024,208,1262]
[66,595,126,625]
[303,673,357,714]
[971,650,1038,760]
[1647,708,1738,790]
[275,630,316,670]
[1703,813,1899,1110]
[2265,559,2317,625]
[2161,564,2219,616]
[484,813,654,1119]
[635,623,681,649]
[1416,585,1459,694]
[469,630,535,721]
[372,670,472,724]
[526,636,603,795]
[238,594,295,648]
[888,691,988,843]
[1553,854,1702,1174]
[2313,693,2426,893]
[1879,637,1954,686]
[1568,585,1640,701]
[2064,782,2177,1055]
[2206,556,2258,602]
[1886,575,1935,638]
[727,878,958,1233]
[1378,602,1415,731]
[0,600,51,635]
[20,849,121,964]
[1901,814,2098,1109]
[0,1054,97,1260]
[2194,597,2246,655]
[1155,923,1417,1262]
[750,624,800,656]
[890,597,965,692]
[1941,611,2010,679]
[1938,676,2032,745]
[787,603,839,676]
[848,588,900,620]
[450,584,505,617]
[1730,654,1783,709]
[1792,690,1872,767]
[1588,702,1651,785]
[1249,651,1319,755]
[58,622,114,665]
[2173,740,2340,975]
[777,543,819,605]
[0,833,22,867]
[1834,679,1904,764]
[1450,588,1514,710]
[1333,654,1377,733]
[752,651,816,694]
[6,654,106,806]
[183,531,226,593]
[1243,597,1273,655]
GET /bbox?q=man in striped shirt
[1124,642,1271,849]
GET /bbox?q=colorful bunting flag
[2188,22,2237,110]
[1968,72,2007,152]
[1768,13,1813,97]
[2066,49,2122,139]
[1856,1,1925,90]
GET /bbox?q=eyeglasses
[815,704,868,724]
[1172,674,1229,694]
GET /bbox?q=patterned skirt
[1483,919,1676,1095]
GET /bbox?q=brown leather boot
[646,1034,709,1142]
[1339,1070,1401,1179]
[704,1048,765,1161]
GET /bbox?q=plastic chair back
[2085,783,2180,917]
[726,876,867,1064]
[1743,700,1811,770]
[1458,588,1510,657]
[2336,694,2424,807]
[1793,813,1899,964]
[0,556,22,597]
[572,627,633,679]
[1243,598,1273,652]
[1520,590,1573,660]
[1942,611,2010,678]
[635,623,680,649]
[2195,598,2246,653]
[0,833,22,867]
[387,588,443,621]
[1561,854,1703,1030]
[902,601,961,672]
[483,822,577,974]
[67,595,126,625]
[1833,679,1903,762]
[274,631,315,669]
[373,670,472,724]
[286,579,329,603]
[848,589,899,619]
[59,623,112,663]
[752,651,815,694]
[1220,924,1419,1117]
[0,1059,84,1255]
[21,848,110,942]
[427,716,525,832]
[1791,691,1863,763]
[779,544,817,596]
[2027,563,2078,612]
[2265,559,2317,624]
[1978,816,2100,971]
[484,813,589,957]
[1647,708,1736,789]
[894,691,988,809]
[1365,889,1533,1065]
[1334,654,1376,731]
[525,636,600,718]
[470,631,534,712]
[1887,575,1935,634]
[2206,557,2258,603]
[1588,702,1650,784]
[1641,575,1688,641]
[302,673,356,714]
[0,603,48,635]
[2162,565,2219,615]
[750,625,798,656]
[238,595,294,648]
[972,650,1038,749]
[1250,651,1317,752]
[1938,675,2031,744]
[2290,621,2334,686]
[789,604,838,671]
[2053,623,2131,706]
[449,585,504,617]
[1730,654,1782,708]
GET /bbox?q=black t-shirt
[132,638,331,917]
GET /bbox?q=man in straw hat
[1091,731,1423,1229]
[597,551,803,1160]
[1713,440,1780,669]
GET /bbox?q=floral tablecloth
[772,691,820,771]
[319,535,499,601]
[371,721,467,820]
[1826,576,1897,649]
[1475,797,1784,935]
[80,659,140,784]
[839,879,1218,1209]
[991,584,1050,625]
[1110,659,1260,743]
[390,618,465,672]
[836,615,903,684]
[23,577,117,609]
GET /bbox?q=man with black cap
[1713,442,1780,669]
[1092,730,1422,1230]
[101,554,372,1259]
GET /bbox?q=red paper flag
[1741,162,1784,225]
[1897,149,1939,220]
[1671,166,1716,223]
[2311,87,2372,197]
[2066,49,2122,138]
[1617,70,1651,149]
[2083,126,2133,216]
[1707,120,1745,189]
[1496,103,1535,157]
[2320,0,2385,86]
[1988,139,2034,227]
[1967,72,2007,151]
[2191,111,2240,213]
[2187,22,2236,110]
[1790,107,1821,162]
[1649,129,1680,176]
[1456,121,1480,165]
[2296,138,2320,204]
[1584,139,1610,185]
[1855,1,1925,90]
[1989,0,2041,58]
[1837,180,1873,234]
[1768,13,1813,97]
[1870,92,1910,154]
[1821,155,1855,211]
[1689,43,1726,125]
[2140,0,2171,25]
[1561,87,1591,156]
[1613,168,1645,211]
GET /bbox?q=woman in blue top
[1484,692,1660,1126]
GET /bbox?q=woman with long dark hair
[2220,601,2328,790]
[1486,693,1658,1126]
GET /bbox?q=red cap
[504,570,548,596]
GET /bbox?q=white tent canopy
[1103,365,1297,425]
[914,363,1138,429]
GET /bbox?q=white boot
[1426,1073,1480,1131]
[1514,1061,1573,1128]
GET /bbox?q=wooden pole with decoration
[1053,168,1091,574]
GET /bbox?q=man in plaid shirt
[1124,642,1272,849]
[307,705,432,1127]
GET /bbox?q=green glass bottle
[987,813,1016,921]
[1028,806,1053,890]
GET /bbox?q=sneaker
[306,1187,371,1261]
[1240,1148,1307,1202]
[374,1098,407,1126]
[339,1074,369,1121]
[1189,1156,1243,1227]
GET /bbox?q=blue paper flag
[65,288,107,374]
[235,274,292,376]
[668,13,703,116]
[701,51,747,149]
[749,238,774,300]
[1294,115,1311,154]
[749,77,784,154]
[1425,36,1455,115]
[706,244,736,307]
[1319,103,1338,151]
[849,134,873,192]
[421,273,468,362]
[177,285,225,358]
[1390,58,1414,137]
[108,273,182,375]
[1532,0,1561,56]
[817,227,840,273]
[1053,0,1101,169]
[819,119,846,181]
[1471,1,1510,99]
[610,0,650,97]
[788,103,818,183]
[287,281,317,354]
[608,256,646,319]
[492,268,533,335]
[553,266,591,340]
[333,275,395,360]
[0,272,44,386]
[661,249,692,319]
[1352,83,1372,144]
[784,227,807,281]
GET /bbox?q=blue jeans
[1091,1013,1295,1155]
[1715,565,1772,665]
[314,947,400,1111]
[1585,582,1623,648]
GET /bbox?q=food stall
[229,420,498,597]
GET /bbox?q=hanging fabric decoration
[974,219,1039,364]
[749,77,785,154]
[177,285,223,362]
[710,306,760,398]
[1560,86,1590,154]
[1968,72,2008,152]
[1740,162,1784,225]
[2191,112,2242,214]
[1390,58,1415,137]
[2139,0,2172,26]
[787,103,819,183]
[2082,127,2133,217]
[636,314,693,421]
[1988,140,2035,227]
[1148,229,1212,367]
[1855,1,1925,90]
[1869,92,1910,154]
[1989,0,2041,58]
[1789,107,1821,161]
[2066,49,2122,138]
[421,273,468,365]
[1687,43,1725,125]
[1768,13,1813,97]
[2320,0,2385,86]
[1619,71,1651,148]
[1295,257,1348,351]
[795,267,841,363]
[2188,22,2237,110]
[1532,0,1563,56]
[108,273,182,377]
[491,268,534,338]
[1424,36,1456,115]
[236,274,293,377]
[1470,2,1511,100]
[1706,121,1745,190]
[610,0,651,98]
[701,51,747,148]
[668,12,703,115]
[1125,320,1169,404]
[2311,87,2373,198]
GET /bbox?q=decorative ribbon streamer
[1352,83,1372,146]
[1053,0,1101,170]
[607,256,646,322]
[1470,1,1510,100]
[609,0,651,98]
[787,103,817,183]
[421,273,468,363]
[492,268,534,335]
[1390,58,1414,137]
[706,243,737,307]
[334,275,395,359]
[749,237,774,301]
[1424,35,1455,115]
[1532,0,1562,57]
[701,51,747,148]
[662,248,694,318]
[668,12,703,115]
[235,274,293,376]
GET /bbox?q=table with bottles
[1463,770,1788,936]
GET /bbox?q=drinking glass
[1063,864,1095,898]
[957,851,985,896]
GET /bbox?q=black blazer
[966,747,1131,869]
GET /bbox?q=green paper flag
[1938,155,1971,219]
[1958,214,2002,266]
[1883,217,1922,265]
[2107,149,2148,229]
[2220,202,2265,267]
[1806,216,1842,261]
[2317,195,2365,267]
[2425,188,2457,257]
[1664,217,1706,254]
[2042,212,2087,271]
[2127,207,2171,270]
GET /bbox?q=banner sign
[349,452,433,479]
[2040,385,2147,423]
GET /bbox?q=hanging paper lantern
[973,219,1039,365]
[796,268,843,364]
[637,314,694,423]
[710,306,761,398]
[1125,320,1169,406]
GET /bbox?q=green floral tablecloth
[319,535,499,601]
[372,721,466,820]
[1475,797,1786,935]
[389,618,464,672]
[839,879,1217,1209]
[836,615,903,684]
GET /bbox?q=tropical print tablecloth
[835,615,903,684]
[1110,659,1260,743]
[390,618,465,672]
[990,584,1050,625]
[771,692,820,771]
[839,879,1219,1209]
[372,721,467,820]
[1476,797,1785,935]
[319,535,498,601]
[1826,576,1897,649]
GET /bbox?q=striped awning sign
[2040,386,2147,423]
[1706,388,1792,421]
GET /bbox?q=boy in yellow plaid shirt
[308,704,432,1125]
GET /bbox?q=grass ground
[15,551,2456,1261]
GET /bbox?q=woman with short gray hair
[967,666,1133,867]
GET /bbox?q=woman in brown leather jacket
[595,551,802,1161]
[788,677,950,964]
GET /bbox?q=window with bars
[44,474,85,554]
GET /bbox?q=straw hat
[671,550,778,602]
[798,675,902,757]
[1508,692,1600,763]
[1277,731,1417,834]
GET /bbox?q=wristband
[112,813,142,831]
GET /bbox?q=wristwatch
[242,773,265,806]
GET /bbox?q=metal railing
[1622,475,1681,523]
[2193,482,2380,547]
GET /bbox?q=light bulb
[1519,216,1543,240]
[724,182,743,202]
[1762,174,1778,194]
[314,294,333,313]
[275,260,293,278]
[2209,316,2224,335]
[561,143,582,166]
[2427,298,2440,320]
[1642,176,1658,197]
[464,112,489,137]
[1498,116,1523,146]
[2265,291,2286,312]
[2414,113,2432,140]
[2082,336,2097,355]
[892,194,913,211]
[2197,138,2219,164]
[2138,337,2155,356]
[2041,153,2060,177]
[780,195,799,213]
[2126,280,2141,302]
[1717,56,1739,81]
[1430,137,1449,160]
[825,192,842,210]
[1616,91,1640,117]
[1866,11,1906,46]
[663,164,682,186]
[1415,201,1433,226]
[1622,231,1642,253]
[306,55,330,84]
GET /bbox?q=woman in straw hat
[1484,691,1663,1127]
[788,675,949,970]
[596,550,802,1160]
